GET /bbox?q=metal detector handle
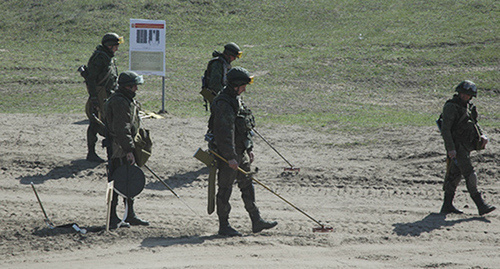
[143,164,198,215]
[30,182,55,228]
[252,128,297,170]
[144,164,179,198]
[208,149,325,228]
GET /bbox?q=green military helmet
[455,80,477,97]
[227,67,254,87]
[102,33,124,47]
[223,42,243,58]
[118,71,144,87]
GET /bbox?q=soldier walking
[439,80,495,216]
[201,42,242,109]
[209,67,277,236]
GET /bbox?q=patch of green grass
[260,103,437,132]
[0,0,498,131]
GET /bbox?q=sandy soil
[1,113,499,269]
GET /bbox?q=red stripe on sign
[132,23,164,29]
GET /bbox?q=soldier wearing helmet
[201,42,243,109]
[209,67,277,236]
[439,80,495,216]
[104,71,149,229]
[84,33,124,162]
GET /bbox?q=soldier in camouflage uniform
[210,67,278,236]
[104,71,149,229]
[439,80,495,216]
[85,33,123,162]
[201,42,242,108]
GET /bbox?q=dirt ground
[0,113,499,269]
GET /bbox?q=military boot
[218,218,242,237]
[109,193,130,229]
[216,187,240,236]
[250,210,278,233]
[471,192,496,216]
[86,147,105,163]
[440,191,463,214]
[124,198,149,226]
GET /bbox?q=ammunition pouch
[133,128,152,167]
[235,106,255,151]
[455,120,483,151]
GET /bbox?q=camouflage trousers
[216,151,258,221]
[444,143,478,196]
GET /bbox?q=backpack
[201,51,224,90]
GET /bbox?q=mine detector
[200,88,299,173]
[194,148,332,232]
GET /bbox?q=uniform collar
[117,87,136,100]
[97,44,115,57]
[221,86,238,98]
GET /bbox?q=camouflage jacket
[86,45,118,99]
[211,87,255,161]
[104,87,141,159]
[441,94,483,152]
[205,52,231,94]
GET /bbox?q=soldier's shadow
[392,213,490,237]
[73,119,90,125]
[140,234,221,248]
[144,167,208,190]
[19,159,103,185]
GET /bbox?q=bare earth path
[1,114,499,268]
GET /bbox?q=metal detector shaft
[144,164,198,215]
[253,128,297,170]
[208,150,325,228]
[30,182,55,228]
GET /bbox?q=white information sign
[129,19,166,76]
